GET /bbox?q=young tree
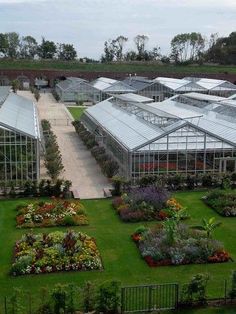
[193,217,222,238]
[11,79,20,93]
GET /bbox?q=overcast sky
[0,0,235,59]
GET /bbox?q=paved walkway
[19,91,111,199]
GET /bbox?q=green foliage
[96,281,121,313]
[11,79,20,93]
[42,119,64,181]
[111,175,126,196]
[181,273,209,305]
[51,284,67,314]
[204,190,236,216]
[82,281,96,312]
[34,89,40,101]
[229,271,236,299]
[192,217,222,238]
[134,225,148,235]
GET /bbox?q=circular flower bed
[16,199,88,228]
[11,230,103,276]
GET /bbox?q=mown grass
[170,306,236,314]
[67,106,85,120]
[0,59,236,74]
[0,191,236,309]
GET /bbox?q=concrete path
[19,91,111,199]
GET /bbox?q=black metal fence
[121,283,178,313]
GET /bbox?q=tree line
[101,32,236,65]
[0,32,77,60]
[0,31,235,65]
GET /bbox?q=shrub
[102,160,119,178]
[229,271,236,299]
[204,190,236,216]
[181,274,209,305]
[96,281,121,314]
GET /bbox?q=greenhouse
[55,77,97,102]
[0,87,41,186]
[90,77,137,103]
[81,92,236,182]
[123,76,236,101]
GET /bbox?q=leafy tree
[134,34,149,60]
[171,32,205,63]
[0,33,8,57]
[206,32,236,64]
[124,50,138,61]
[39,37,57,59]
[5,32,20,58]
[101,39,117,62]
[19,35,38,59]
[57,43,77,61]
[115,35,128,61]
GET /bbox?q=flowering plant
[11,230,102,276]
[16,199,88,228]
[132,222,230,267]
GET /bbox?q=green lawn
[0,59,236,74]
[171,307,236,314]
[0,191,236,307]
[67,106,85,120]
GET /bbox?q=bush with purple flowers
[112,185,174,222]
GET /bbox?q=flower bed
[112,185,184,222]
[11,230,102,276]
[132,223,230,267]
[203,190,236,216]
[16,199,88,228]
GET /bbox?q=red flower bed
[208,250,230,263]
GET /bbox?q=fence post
[121,288,125,314]
[175,284,179,309]
[4,296,7,314]
[28,293,32,314]
[148,285,152,312]
[224,279,227,305]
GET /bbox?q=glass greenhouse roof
[0,93,40,139]
[0,86,11,105]
[83,93,236,151]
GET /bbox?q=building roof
[90,77,118,91]
[123,76,153,91]
[84,99,163,150]
[56,77,87,91]
[83,92,236,151]
[112,93,153,103]
[103,81,137,93]
[0,86,11,105]
[228,94,236,100]
[0,92,40,139]
[184,77,236,91]
[183,92,226,102]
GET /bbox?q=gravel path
[19,91,111,199]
